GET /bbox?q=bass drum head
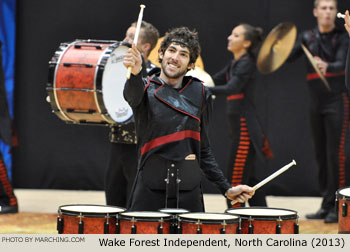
[102,44,133,124]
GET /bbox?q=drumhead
[159,208,190,215]
[178,212,239,224]
[338,187,350,198]
[59,204,125,215]
[226,207,297,220]
[120,211,171,219]
[102,43,133,123]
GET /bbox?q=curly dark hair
[159,27,201,64]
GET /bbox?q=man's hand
[314,56,328,75]
[123,43,142,76]
[225,185,255,203]
[345,10,350,37]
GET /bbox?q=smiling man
[122,27,254,211]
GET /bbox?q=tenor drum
[178,212,240,234]
[119,211,172,234]
[336,187,350,234]
[47,40,133,125]
[57,204,125,234]
[226,207,299,234]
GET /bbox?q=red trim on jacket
[306,71,345,81]
[227,94,244,100]
[141,130,201,156]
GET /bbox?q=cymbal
[186,66,214,87]
[300,44,331,91]
[257,22,297,74]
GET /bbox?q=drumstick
[126,4,146,79]
[231,159,296,205]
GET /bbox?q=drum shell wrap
[226,207,299,234]
[337,187,350,234]
[119,212,171,234]
[57,204,125,234]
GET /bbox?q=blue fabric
[0,0,16,179]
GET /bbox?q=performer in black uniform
[123,27,254,211]
[288,0,349,223]
[209,24,273,208]
[104,21,159,207]
[0,41,18,214]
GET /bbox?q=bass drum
[47,39,133,125]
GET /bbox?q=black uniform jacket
[289,26,348,94]
[209,53,271,163]
[0,42,12,146]
[124,72,231,195]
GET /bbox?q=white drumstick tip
[337,12,345,19]
[140,4,146,8]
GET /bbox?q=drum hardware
[276,217,282,234]
[104,213,110,234]
[115,214,120,234]
[176,169,181,208]
[248,216,254,234]
[57,210,64,234]
[257,22,297,74]
[62,62,93,68]
[164,169,170,208]
[131,217,136,234]
[78,213,84,234]
[342,202,347,217]
[74,44,103,50]
[158,218,164,234]
[66,109,97,114]
[220,220,227,234]
[236,218,242,234]
[196,220,202,234]
[294,218,299,234]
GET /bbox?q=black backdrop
[12,0,350,196]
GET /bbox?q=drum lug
[74,44,103,50]
[131,217,137,234]
[115,215,120,234]
[157,218,164,234]
[177,219,182,234]
[236,218,242,234]
[276,217,282,234]
[248,216,254,234]
[220,220,227,234]
[78,213,84,234]
[196,220,202,234]
[104,213,110,234]
[57,213,64,234]
[342,203,348,217]
[63,62,93,68]
[335,197,339,213]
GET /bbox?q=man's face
[313,0,337,28]
[123,26,144,49]
[159,42,193,80]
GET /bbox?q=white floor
[14,189,322,220]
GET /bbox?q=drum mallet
[231,159,297,205]
[337,12,345,19]
[126,4,146,79]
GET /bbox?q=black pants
[0,154,17,207]
[309,91,350,211]
[129,170,204,212]
[104,143,138,207]
[225,114,267,208]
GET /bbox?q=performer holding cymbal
[208,24,274,208]
[123,27,254,211]
[287,0,349,223]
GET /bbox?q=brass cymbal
[300,44,331,91]
[257,22,297,74]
